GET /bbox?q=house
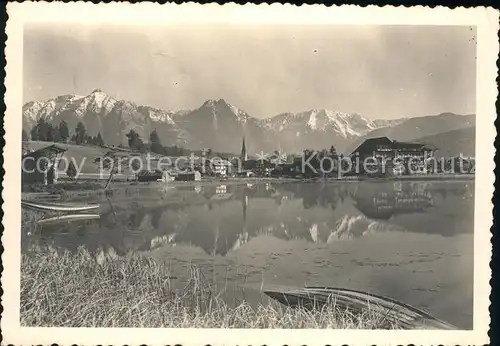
[175,171,202,181]
[236,170,255,178]
[241,158,274,176]
[271,163,298,178]
[22,144,67,185]
[136,170,163,182]
[159,170,176,182]
[350,137,436,176]
[351,137,436,160]
[210,158,233,177]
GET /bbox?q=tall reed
[21,247,400,328]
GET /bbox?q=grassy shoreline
[21,247,400,328]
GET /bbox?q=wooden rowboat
[264,287,456,330]
[21,200,100,213]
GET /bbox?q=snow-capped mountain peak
[307,110,319,130]
[23,90,467,157]
[202,99,217,108]
[264,108,381,139]
[227,103,250,124]
[138,106,177,125]
[23,101,51,123]
[197,98,251,124]
[73,89,117,117]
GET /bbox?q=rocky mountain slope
[346,113,475,154]
[412,126,476,157]
[23,90,475,155]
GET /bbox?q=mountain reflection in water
[23,181,474,257]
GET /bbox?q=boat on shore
[264,287,457,330]
[21,200,100,213]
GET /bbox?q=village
[21,134,475,192]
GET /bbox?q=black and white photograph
[2,3,497,345]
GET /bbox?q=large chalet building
[350,137,436,176]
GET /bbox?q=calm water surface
[23,181,474,328]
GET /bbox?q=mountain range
[23,89,476,156]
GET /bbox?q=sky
[23,24,476,120]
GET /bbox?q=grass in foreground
[21,247,400,328]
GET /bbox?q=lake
[22,180,474,329]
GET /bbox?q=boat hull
[37,213,101,225]
[21,200,100,213]
[264,287,456,330]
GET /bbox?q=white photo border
[2,2,498,345]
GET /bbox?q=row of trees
[26,118,202,158]
[302,145,340,177]
[125,129,192,156]
[26,118,104,146]
[25,118,193,157]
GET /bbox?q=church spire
[241,136,248,161]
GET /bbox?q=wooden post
[104,168,115,190]
[104,157,118,190]
[53,152,63,183]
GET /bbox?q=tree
[129,157,141,171]
[75,122,87,145]
[140,143,149,153]
[30,126,39,141]
[329,145,337,156]
[95,132,104,146]
[22,129,29,142]
[126,129,143,150]
[58,121,70,142]
[31,118,51,141]
[85,134,93,145]
[149,130,164,154]
[66,160,77,179]
[49,123,62,142]
[302,149,321,178]
[318,148,328,158]
[45,123,54,142]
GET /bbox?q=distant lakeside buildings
[21,135,474,188]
